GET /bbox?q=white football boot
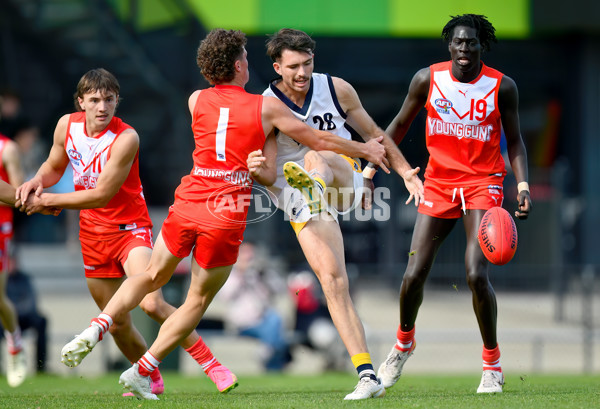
[377,342,416,388]
[477,370,504,393]
[119,364,159,400]
[7,349,27,387]
[61,325,101,368]
[344,377,386,400]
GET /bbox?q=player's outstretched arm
[248,132,277,186]
[262,96,389,171]
[334,77,421,181]
[0,180,16,206]
[499,75,532,220]
[361,69,431,206]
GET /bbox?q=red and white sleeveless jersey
[65,112,151,239]
[173,85,264,229]
[0,134,13,226]
[424,61,507,186]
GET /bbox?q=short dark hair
[197,29,247,85]
[442,14,497,52]
[266,28,316,62]
[74,68,120,111]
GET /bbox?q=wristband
[517,181,530,193]
[362,166,377,180]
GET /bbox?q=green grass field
[0,372,598,408]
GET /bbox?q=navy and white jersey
[263,72,353,203]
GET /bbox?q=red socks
[395,326,415,352]
[185,337,220,374]
[137,351,161,377]
[482,345,502,372]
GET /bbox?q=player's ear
[273,62,281,76]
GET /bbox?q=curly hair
[442,14,497,52]
[266,28,316,62]
[197,29,247,85]
[73,68,120,111]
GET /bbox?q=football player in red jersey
[16,68,239,396]
[376,14,532,394]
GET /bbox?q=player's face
[78,89,118,132]
[448,26,482,80]
[274,49,314,95]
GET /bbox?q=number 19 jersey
[424,61,506,187]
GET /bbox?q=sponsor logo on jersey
[427,117,493,142]
[434,98,453,114]
[74,174,98,189]
[192,167,252,187]
[68,149,82,165]
[84,265,96,270]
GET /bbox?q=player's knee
[318,272,349,298]
[139,297,162,320]
[402,268,428,292]
[108,317,132,337]
[465,270,489,292]
[303,150,321,165]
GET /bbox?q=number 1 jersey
[173,85,265,229]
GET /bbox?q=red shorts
[80,227,153,278]
[161,209,245,269]
[418,180,504,219]
[0,229,13,272]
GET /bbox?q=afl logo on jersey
[68,149,82,165]
[434,98,453,114]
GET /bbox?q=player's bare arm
[16,114,71,204]
[262,96,388,169]
[32,129,139,212]
[248,132,277,186]
[188,90,201,114]
[333,77,424,205]
[498,75,532,220]
[0,180,16,206]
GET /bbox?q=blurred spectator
[288,271,347,371]
[11,118,46,180]
[0,257,48,372]
[0,89,23,139]
[12,122,70,244]
[218,242,292,371]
